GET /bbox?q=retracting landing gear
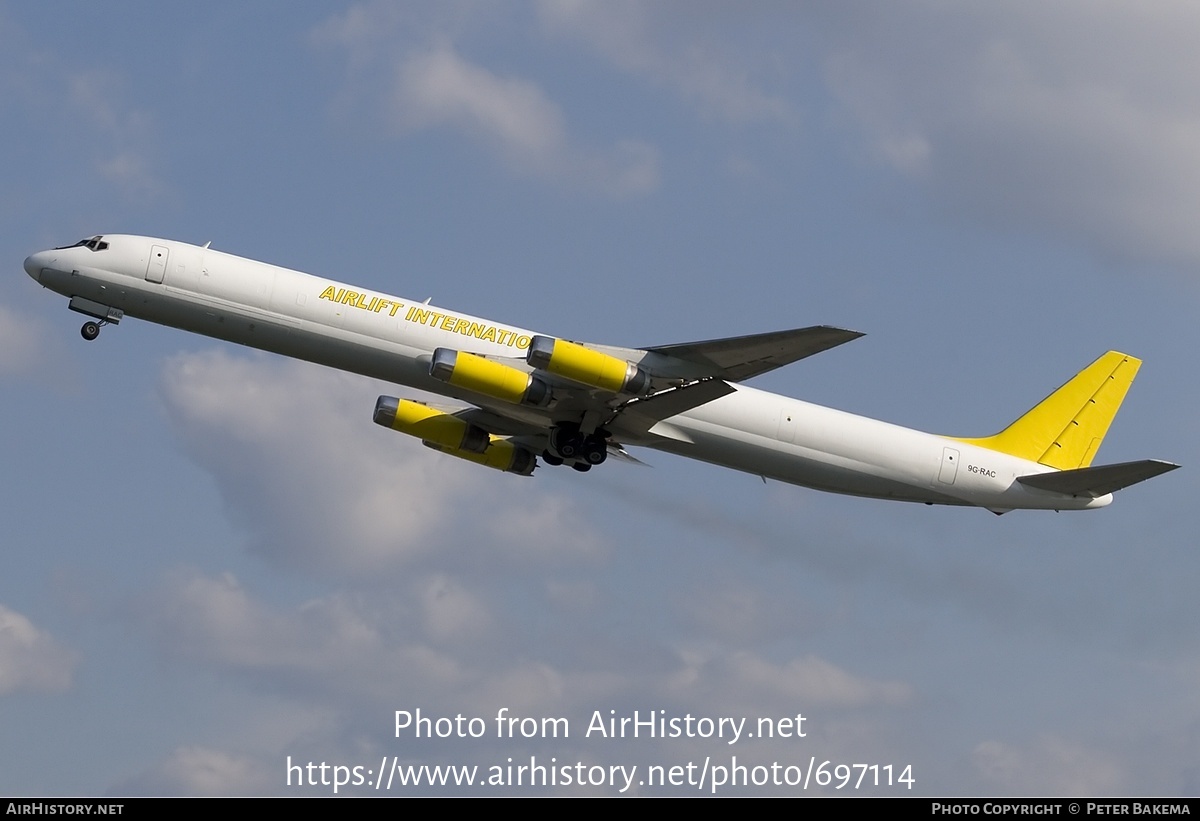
[68,296,123,342]
[581,437,607,466]
[550,425,584,459]
[547,423,609,472]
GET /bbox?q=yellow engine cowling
[423,437,537,476]
[372,397,489,453]
[526,336,649,394]
[374,397,537,476]
[429,348,550,406]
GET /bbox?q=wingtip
[816,324,865,339]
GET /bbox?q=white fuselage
[23,234,1109,512]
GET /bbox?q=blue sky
[2,2,1196,795]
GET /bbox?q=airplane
[23,234,1178,514]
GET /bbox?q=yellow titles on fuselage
[317,287,530,349]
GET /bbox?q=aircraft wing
[615,378,736,433]
[449,405,549,437]
[645,325,863,382]
[392,325,862,467]
[423,325,863,437]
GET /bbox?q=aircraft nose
[23,250,51,282]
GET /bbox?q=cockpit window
[55,236,109,252]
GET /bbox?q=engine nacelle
[374,396,536,475]
[526,336,649,394]
[429,348,550,406]
[423,438,537,476]
[372,396,490,453]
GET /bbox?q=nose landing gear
[68,296,123,342]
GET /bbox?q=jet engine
[423,438,537,476]
[372,396,489,453]
[373,396,537,475]
[526,336,649,394]
[429,348,550,406]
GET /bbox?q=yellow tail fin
[958,351,1141,469]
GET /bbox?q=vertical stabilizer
[957,351,1140,469]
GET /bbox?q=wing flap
[618,378,735,432]
[605,442,651,466]
[646,325,863,382]
[1017,459,1179,497]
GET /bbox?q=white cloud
[0,8,162,202]
[314,7,659,197]
[59,69,160,199]
[974,735,1126,795]
[466,662,569,718]
[132,565,917,794]
[158,350,604,575]
[159,350,477,574]
[142,569,466,702]
[667,646,911,709]
[147,569,911,720]
[394,45,659,197]
[729,651,911,706]
[398,46,565,157]
[487,493,605,562]
[537,0,795,126]
[0,603,75,695]
[96,151,160,198]
[315,2,1200,262]
[115,746,274,796]
[137,567,617,734]
[0,303,43,376]
[821,2,1200,267]
[419,573,492,643]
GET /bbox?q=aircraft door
[146,245,169,284]
[938,447,960,484]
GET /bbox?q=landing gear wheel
[582,437,608,465]
[558,436,582,459]
[551,425,585,459]
[572,462,592,473]
[81,321,101,341]
[542,450,564,467]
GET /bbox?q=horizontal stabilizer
[619,378,736,431]
[1017,459,1179,497]
[647,325,863,382]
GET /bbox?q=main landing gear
[546,423,609,472]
